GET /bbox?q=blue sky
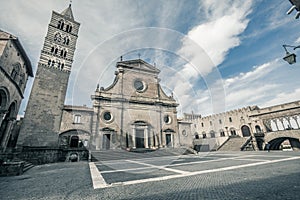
[1,0,300,117]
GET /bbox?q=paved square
[89,151,300,190]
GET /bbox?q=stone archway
[59,129,90,149]
[0,102,16,151]
[268,137,300,150]
[241,125,251,137]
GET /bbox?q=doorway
[136,129,145,148]
[103,134,111,150]
[166,134,172,147]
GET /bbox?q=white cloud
[262,88,300,107]
[180,0,252,72]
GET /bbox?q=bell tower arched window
[57,19,64,30]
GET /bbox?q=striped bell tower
[18,4,80,147]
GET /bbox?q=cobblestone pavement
[0,151,300,200]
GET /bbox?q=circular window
[164,115,172,124]
[134,80,146,92]
[103,111,112,122]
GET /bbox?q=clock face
[134,79,146,92]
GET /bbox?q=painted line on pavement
[126,159,188,174]
[89,162,107,189]
[92,156,300,189]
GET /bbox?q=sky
[1,0,300,117]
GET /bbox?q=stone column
[274,119,279,131]
[293,116,300,129]
[150,131,154,148]
[248,123,258,151]
[286,117,292,128]
[132,126,136,149]
[144,126,149,148]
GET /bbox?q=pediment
[116,59,160,74]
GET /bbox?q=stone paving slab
[101,168,177,184]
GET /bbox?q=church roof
[61,4,74,20]
[116,59,160,74]
[0,29,33,77]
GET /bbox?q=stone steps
[218,137,250,151]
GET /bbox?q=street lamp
[282,44,300,64]
[286,0,300,19]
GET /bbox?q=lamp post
[286,0,300,19]
[282,44,300,64]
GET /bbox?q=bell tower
[18,4,80,147]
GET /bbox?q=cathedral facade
[58,59,180,151]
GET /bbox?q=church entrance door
[136,129,145,148]
[103,134,111,150]
[166,134,172,147]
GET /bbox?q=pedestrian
[265,143,270,152]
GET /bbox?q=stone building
[90,59,179,150]
[181,101,300,151]
[13,4,300,164]
[0,30,33,152]
[17,4,80,148]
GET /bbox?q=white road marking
[89,162,107,189]
[126,159,188,174]
[91,156,300,189]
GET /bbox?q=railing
[254,132,265,137]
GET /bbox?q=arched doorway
[241,125,251,137]
[59,129,90,149]
[0,102,16,150]
[70,136,79,148]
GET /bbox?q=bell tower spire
[17,4,80,147]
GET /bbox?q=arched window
[19,73,25,87]
[210,130,215,138]
[68,26,72,33]
[194,132,199,139]
[51,46,54,53]
[54,33,61,43]
[202,132,207,138]
[57,20,62,29]
[230,128,236,136]
[60,49,64,57]
[63,51,67,58]
[255,125,262,133]
[63,36,70,45]
[51,60,55,67]
[57,20,64,30]
[11,63,20,81]
[54,48,58,55]
[48,59,51,66]
[61,63,64,70]
[65,24,70,32]
[220,129,225,137]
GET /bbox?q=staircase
[91,147,193,162]
[218,137,251,151]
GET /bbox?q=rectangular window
[229,117,232,122]
[219,119,222,124]
[210,121,212,126]
[74,114,81,124]
[201,123,204,127]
